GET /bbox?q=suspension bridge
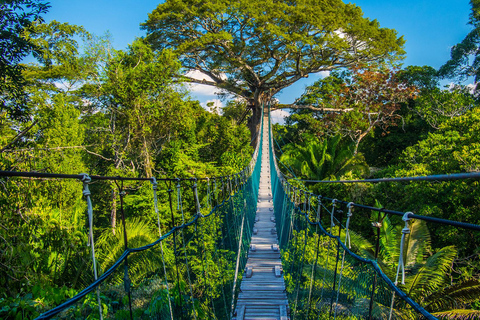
[1,108,480,319]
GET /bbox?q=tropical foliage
[354,213,480,316]
[279,133,369,181]
[0,6,252,319]
[438,0,480,91]
[285,65,417,154]
[271,2,480,316]
[1,0,480,318]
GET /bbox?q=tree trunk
[111,189,116,235]
[247,92,270,148]
[248,104,261,147]
[142,135,153,178]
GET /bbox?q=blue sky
[44,0,472,108]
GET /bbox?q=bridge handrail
[0,109,265,319]
[267,107,439,319]
[268,108,480,233]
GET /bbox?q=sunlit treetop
[143,0,404,96]
[142,0,405,136]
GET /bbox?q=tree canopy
[438,0,480,90]
[285,65,417,153]
[142,0,405,136]
[0,0,50,120]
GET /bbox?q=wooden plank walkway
[233,116,289,320]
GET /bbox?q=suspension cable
[80,174,103,320]
[151,178,174,320]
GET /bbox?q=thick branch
[183,74,249,98]
[273,104,353,113]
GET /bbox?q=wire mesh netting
[0,118,264,319]
[268,111,436,320]
[6,106,477,319]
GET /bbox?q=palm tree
[279,134,369,181]
[97,218,169,286]
[95,218,177,317]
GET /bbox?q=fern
[405,219,432,268]
[353,210,479,316]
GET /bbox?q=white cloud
[187,82,219,96]
[185,70,227,97]
[186,70,213,81]
[447,82,477,94]
[185,70,216,96]
[313,70,331,78]
[334,29,346,39]
[271,109,289,125]
[54,80,82,91]
[466,83,476,94]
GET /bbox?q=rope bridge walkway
[233,114,288,320]
[1,109,480,319]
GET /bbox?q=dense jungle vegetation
[1,0,480,318]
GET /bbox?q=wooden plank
[280,305,288,320]
[249,244,275,250]
[245,312,280,318]
[240,285,285,291]
[241,275,278,282]
[238,293,287,299]
[246,311,280,317]
[236,300,288,306]
[247,252,280,258]
[236,305,246,320]
[234,119,289,319]
[241,279,284,284]
[246,309,280,316]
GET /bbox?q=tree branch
[183,73,249,98]
[273,104,354,113]
[84,149,114,161]
[0,120,38,153]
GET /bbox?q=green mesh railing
[0,118,266,319]
[268,110,436,320]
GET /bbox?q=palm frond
[378,214,401,268]
[425,279,480,311]
[432,309,480,319]
[280,134,369,180]
[350,297,414,320]
[339,228,375,259]
[405,219,432,268]
[97,218,168,285]
[405,246,457,301]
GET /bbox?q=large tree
[142,0,405,139]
